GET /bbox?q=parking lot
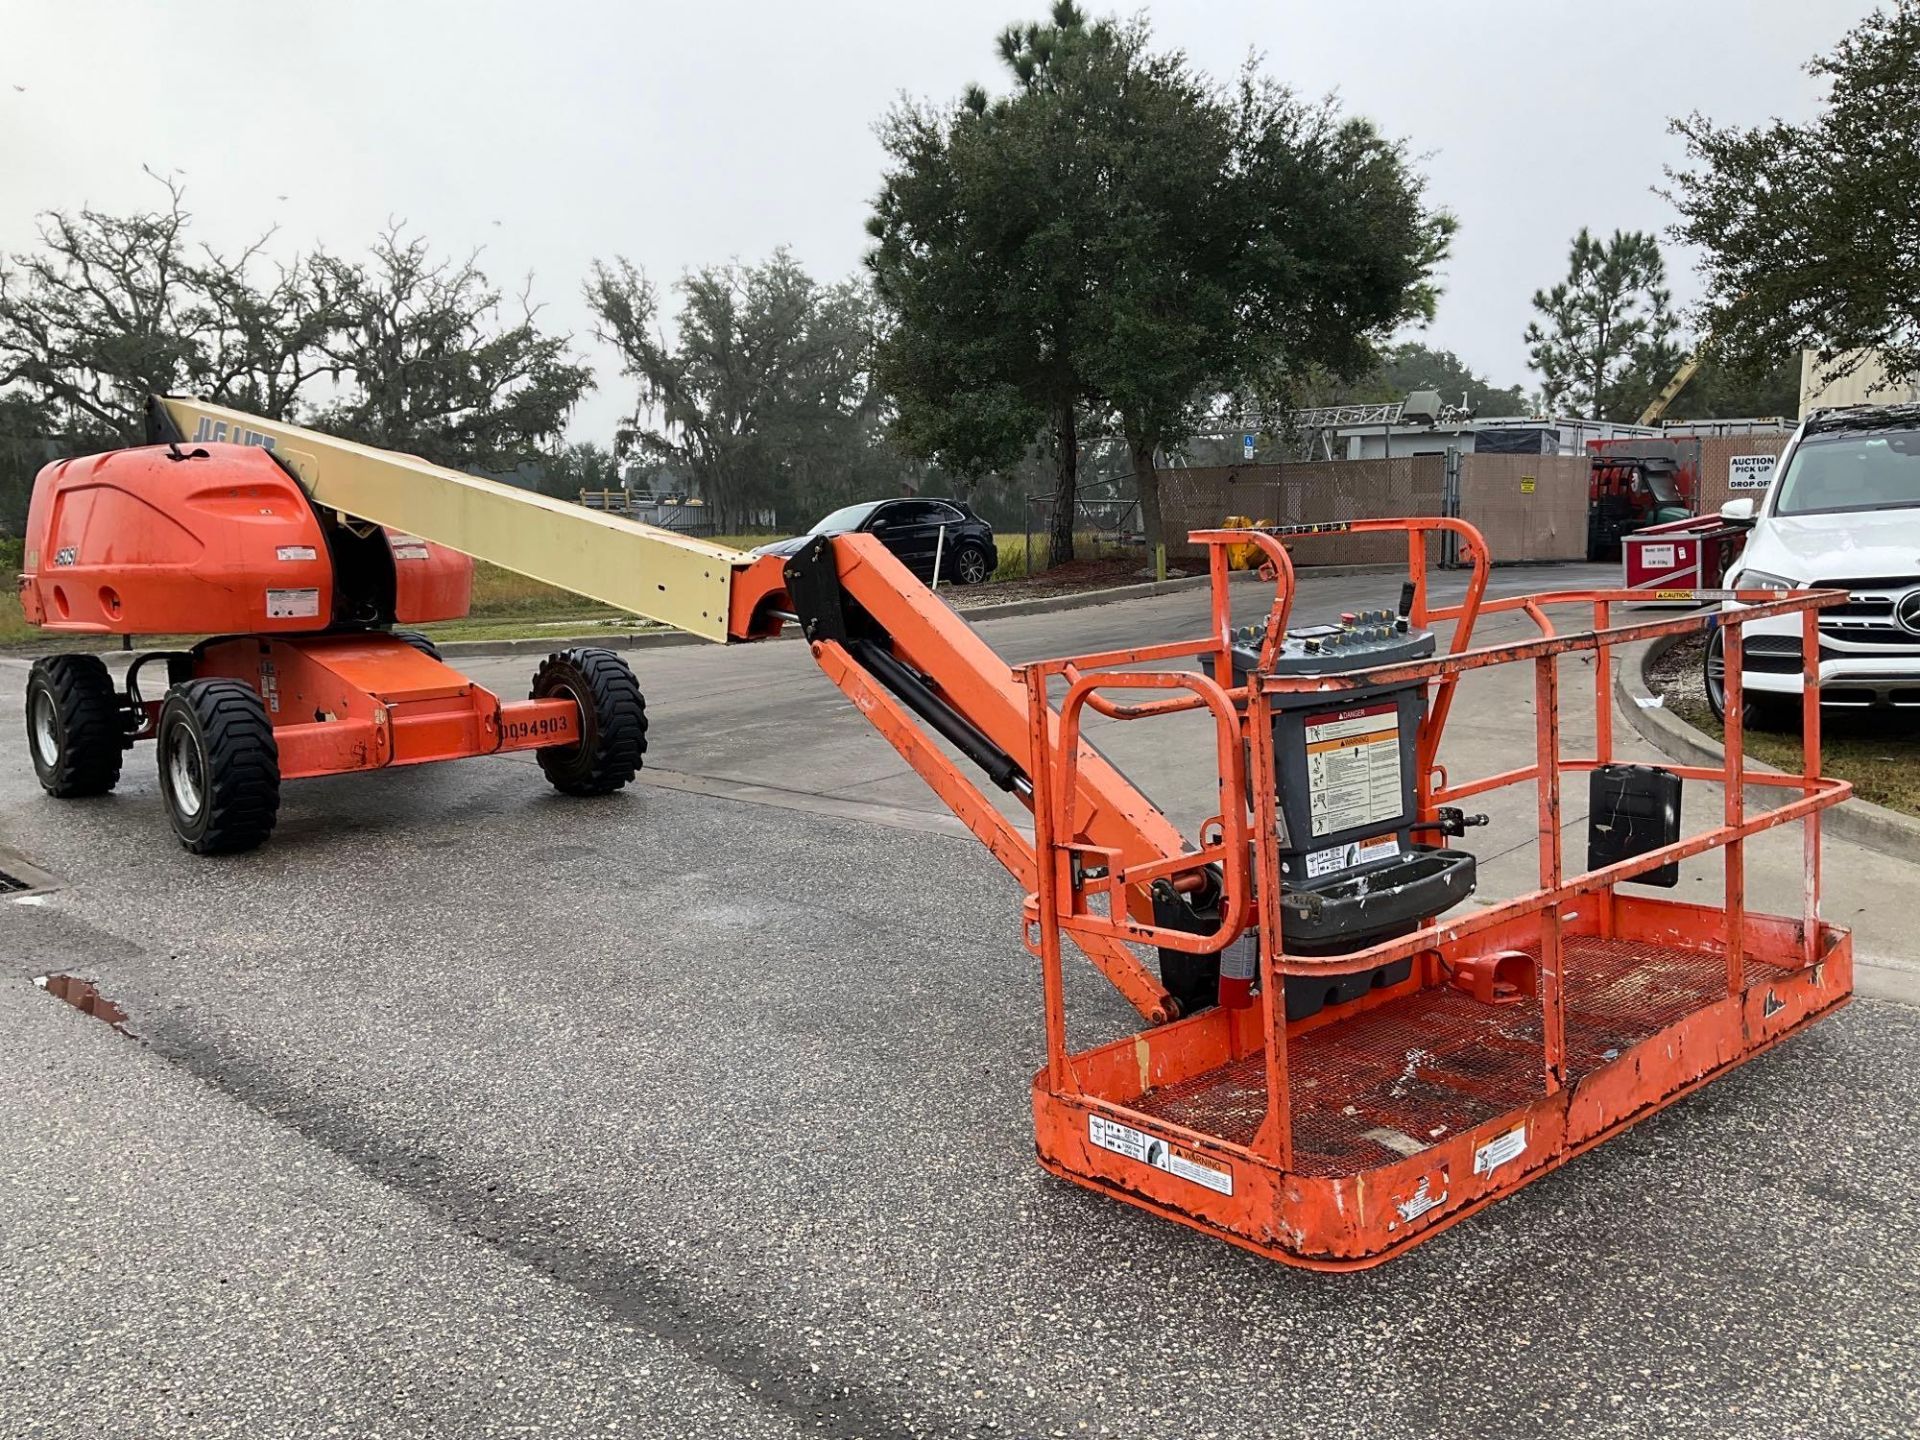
[4,564,1918,1439]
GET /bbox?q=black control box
[1588,763,1683,887]
[1207,607,1476,1019]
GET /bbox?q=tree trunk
[1048,399,1078,567]
[1131,437,1164,561]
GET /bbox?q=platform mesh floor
[1129,937,1792,1176]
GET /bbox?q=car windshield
[807,501,882,534]
[1643,467,1682,507]
[1773,429,1920,516]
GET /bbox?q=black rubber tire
[949,543,992,586]
[25,654,128,797]
[1703,629,1800,732]
[156,680,281,855]
[529,648,647,796]
[394,630,442,662]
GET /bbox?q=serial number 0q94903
[503,714,574,742]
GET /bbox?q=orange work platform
[1008,520,1851,1268]
[1040,905,1847,1268]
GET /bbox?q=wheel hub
[29,691,58,764]
[166,724,206,819]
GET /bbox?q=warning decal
[1472,1124,1528,1177]
[1393,1172,1449,1223]
[266,587,321,619]
[1304,833,1400,878]
[1303,703,1403,837]
[1088,1115,1234,1196]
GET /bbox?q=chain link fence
[1692,434,1793,514]
[1017,495,1144,573]
[1014,443,1743,576]
[1454,455,1588,563]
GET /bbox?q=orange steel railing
[1016,519,1850,1172]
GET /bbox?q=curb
[1615,631,1920,863]
[432,563,1410,659]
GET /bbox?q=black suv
[749,498,998,584]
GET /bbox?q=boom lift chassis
[103,402,1851,1267]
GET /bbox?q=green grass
[1655,634,1920,818]
[1680,701,1920,818]
[0,537,30,646]
[466,560,613,618]
[991,531,1144,581]
[431,540,780,640]
[417,612,657,643]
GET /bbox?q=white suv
[1707,404,1920,726]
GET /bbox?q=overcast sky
[0,0,1874,441]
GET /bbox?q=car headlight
[1730,568,1798,593]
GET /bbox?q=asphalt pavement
[2,561,1916,1439]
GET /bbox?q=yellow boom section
[151,396,746,643]
[1636,347,1707,427]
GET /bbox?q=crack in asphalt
[119,1019,950,1440]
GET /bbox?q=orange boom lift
[16,400,1853,1266]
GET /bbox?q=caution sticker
[1393,1171,1450,1223]
[1088,1114,1234,1195]
[1263,520,1352,537]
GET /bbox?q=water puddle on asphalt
[34,974,132,1035]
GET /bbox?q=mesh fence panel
[1456,455,1589,562]
[1694,434,1792,514]
[1159,458,1446,565]
[1154,443,1780,569]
